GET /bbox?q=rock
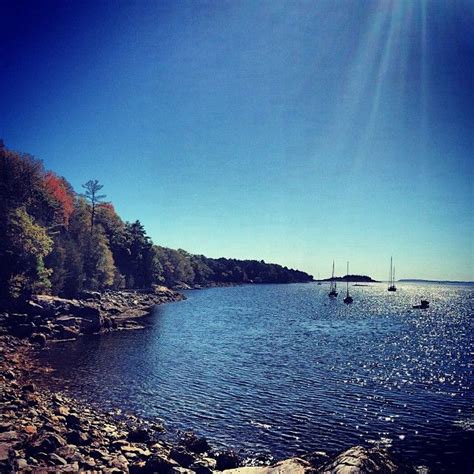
[81,457,97,469]
[224,458,311,474]
[143,454,180,473]
[65,413,82,429]
[22,383,36,393]
[56,405,70,416]
[66,430,90,446]
[16,458,28,470]
[90,448,108,460]
[109,454,129,470]
[24,300,46,315]
[127,427,151,443]
[4,370,15,380]
[78,291,102,301]
[189,461,214,474]
[318,446,405,473]
[37,324,52,334]
[10,322,35,338]
[0,431,20,444]
[29,333,47,346]
[121,445,152,457]
[8,313,28,325]
[215,450,241,470]
[56,316,80,327]
[27,433,67,455]
[179,432,210,454]
[169,447,196,467]
[53,325,80,340]
[0,442,12,462]
[50,453,68,465]
[56,445,78,460]
[79,309,104,334]
[23,425,37,435]
[301,451,329,467]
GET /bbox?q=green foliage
[83,225,115,290]
[5,207,53,298]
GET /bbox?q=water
[39,283,474,472]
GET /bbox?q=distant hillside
[320,274,378,283]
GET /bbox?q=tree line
[0,141,313,300]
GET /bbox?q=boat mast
[346,261,349,297]
[389,257,393,288]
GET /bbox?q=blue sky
[1,0,473,280]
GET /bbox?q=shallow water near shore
[39,283,473,471]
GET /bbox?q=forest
[0,141,313,300]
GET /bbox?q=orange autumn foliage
[44,172,75,227]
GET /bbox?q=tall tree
[81,179,106,232]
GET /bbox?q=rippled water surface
[39,283,473,471]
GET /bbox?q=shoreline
[1,289,415,473]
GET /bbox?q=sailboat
[343,261,353,304]
[388,257,397,292]
[328,260,338,297]
[317,272,322,285]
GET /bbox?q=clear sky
[1,0,473,281]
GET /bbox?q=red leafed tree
[44,172,75,227]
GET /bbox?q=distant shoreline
[398,279,474,285]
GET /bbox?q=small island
[319,274,378,283]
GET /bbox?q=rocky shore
[1,287,185,344]
[1,289,416,473]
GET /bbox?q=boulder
[78,308,104,334]
[169,447,196,468]
[143,454,181,473]
[127,427,151,443]
[179,432,210,454]
[26,433,66,455]
[65,414,82,430]
[215,450,241,471]
[66,430,90,446]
